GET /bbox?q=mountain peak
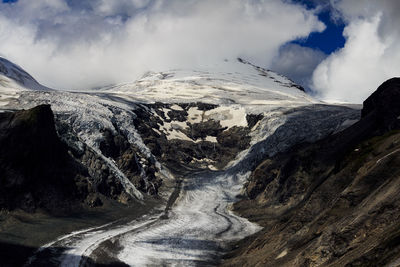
[100,58,315,112]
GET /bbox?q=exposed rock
[99,128,161,195]
[186,120,224,140]
[246,114,263,129]
[99,129,129,158]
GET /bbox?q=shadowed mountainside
[223,78,400,266]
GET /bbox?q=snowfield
[99,58,318,113]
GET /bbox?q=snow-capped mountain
[0,57,51,108]
[100,58,316,112]
[0,57,51,91]
[0,57,361,266]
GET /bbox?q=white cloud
[0,0,324,90]
[271,43,326,90]
[311,0,400,103]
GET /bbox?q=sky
[0,0,399,103]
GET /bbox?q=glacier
[0,58,360,266]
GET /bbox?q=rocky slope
[224,78,400,266]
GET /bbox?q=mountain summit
[99,58,315,111]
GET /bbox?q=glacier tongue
[116,171,261,266]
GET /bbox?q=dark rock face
[224,78,400,266]
[362,77,400,132]
[55,108,163,199]
[98,129,161,195]
[246,114,263,129]
[99,129,129,159]
[0,105,88,212]
[79,147,125,201]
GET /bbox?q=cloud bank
[311,0,400,103]
[0,0,323,90]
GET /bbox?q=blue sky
[292,9,345,55]
[291,0,345,54]
[0,0,398,103]
[267,1,348,93]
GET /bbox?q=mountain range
[0,57,398,266]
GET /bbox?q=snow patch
[204,105,247,129]
[166,129,192,141]
[194,136,218,143]
[162,108,171,120]
[170,104,183,111]
[187,107,203,123]
[205,136,218,143]
[190,157,216,165]
[158,120,191,141]
[208,165,218,171]
[276,249,288,259]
